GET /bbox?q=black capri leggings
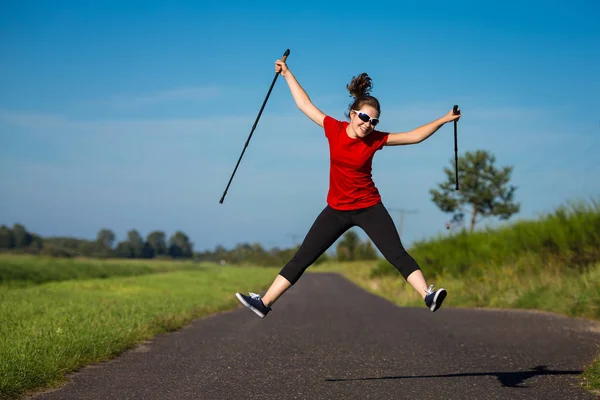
[279,202,421,285]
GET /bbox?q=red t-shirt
[323,115,389,210]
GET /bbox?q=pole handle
[277,49,290,75]
[453,104,460,190]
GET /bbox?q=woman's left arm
[384,108,461,146]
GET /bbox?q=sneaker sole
[429,289,447,312]
[235,293,266,318]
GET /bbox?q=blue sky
[1,0,599,253]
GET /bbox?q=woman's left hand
[444,108,461,123]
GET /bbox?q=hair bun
[346,73,373,99]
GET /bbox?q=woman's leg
[260,275,293,307]
[354,203,431,298]
[261,206,352,306]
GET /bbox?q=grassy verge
[314,260,600,395]
[581,348,600,396]
[406,200,600,278]
[0,266,278,400]
[0,254,213,287]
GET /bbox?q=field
[1,201,599,398]
[0,258,278,400]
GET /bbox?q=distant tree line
[1,149,521,266]
[0,223,379,265]
[0,224,193,259]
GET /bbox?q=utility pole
[388,208,418,237]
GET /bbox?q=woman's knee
[278,250,317,285]
[389,250,421,279]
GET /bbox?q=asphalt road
[31,273,600,400]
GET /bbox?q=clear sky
[1,0,599,253]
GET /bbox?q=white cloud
[0,108,249,137]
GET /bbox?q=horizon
[1,1,599,253]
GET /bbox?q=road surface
[31,273,600,400]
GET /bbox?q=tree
[231,242,253,263]
[146,231,167,257]
[94,228,115,257]
[141,242,155,259]
[212,245,228,263]
[29,234,43,250]
[80,240,97,257]
[430,149,520,232]
[336,231,360,261]
[12,223,32,248]
[115,241,135,258]
[127,230,145,258]
[168,231,193,259]
[96,229,115,250]
[0,225,15,249]
[114,230,144,258]
[356,240,378,260]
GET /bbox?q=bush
[369,259,398,278]
[371,198,600,279]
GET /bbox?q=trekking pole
[453,104,460,190]
[219,49,290,204]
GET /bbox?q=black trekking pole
[453,104,460,190]
[219,49,290,204]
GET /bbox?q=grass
[581,348,600,396]
[316,261,600,319]
[0,254,212,287]
[404,199,600,278]
[0,265,278,400]
[2,199,599,397]
[2,254,598,398]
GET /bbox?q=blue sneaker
[424,285,447,312]
[235,292,271,318]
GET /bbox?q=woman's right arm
[276,60,326,127]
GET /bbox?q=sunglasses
[353,110,379,126]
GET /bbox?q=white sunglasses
[353,110,379,126]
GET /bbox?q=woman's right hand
[275,60,289,77]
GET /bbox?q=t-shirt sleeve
[373,130,390,151]
[323,115,343,139]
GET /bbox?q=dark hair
[345,72,380,120]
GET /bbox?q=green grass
[404,199,600,278]
[318,261,600,319]
[0,265,278,400]
[2,198,599,397]
[0,254,213,287]
[581,348,600,396]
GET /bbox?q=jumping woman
[236,58,461,318]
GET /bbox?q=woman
[236,58,461,318]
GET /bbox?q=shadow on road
[326,365,582,388]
